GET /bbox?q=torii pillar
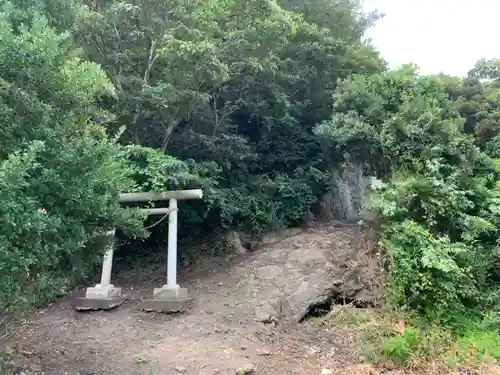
[120,189,203,313]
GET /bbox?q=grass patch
[318,305,500,373]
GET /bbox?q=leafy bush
[203,171,318,237]
[486,134,500,157]
[0,137,146,313]
[0,5,146,313]
[376,318,500,368]
[119,145,202,192]
[324,306,500,370]
[369,156,500,324]
[317,66,500,327]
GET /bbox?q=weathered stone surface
[254,303,277,324]
[302,209,316,228]
[75,297,125,311]
[259,228,302,247]
[85,284,122,299]
[237,231,255,251]
[256,348,271,356]
[314,192,336,221]
[231,223,379,323]
[235,364,255,375]
[225,230,248,255]
[153,285,188,299]
[353,289,378,306]
[174,366,187,373]
[141,298,191,313]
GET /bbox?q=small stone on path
[321,369,333,375]
[236,363,255,374]
[174,366,187,373]
[305,347,320,358]
[254,304,277,323]
[256,348,271,356]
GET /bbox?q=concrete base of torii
[141,285,191,313]
[75,284,126,311]
[74,229,126,311]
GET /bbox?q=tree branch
[143,39,158,85]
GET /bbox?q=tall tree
[440,67,500,147]
[0,1,145,312]
[468,58,500,86]
[278,0,382,41]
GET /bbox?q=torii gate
[76,189,203,312]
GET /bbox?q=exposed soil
[3,222,383,375]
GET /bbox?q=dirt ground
[2,223,390,375]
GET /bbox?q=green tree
[469,58,500,86]
[316,66,500,323]
[0,2,145,313]
[440,73,500,148]
[315,66,463,174]
[72,0,383,235]
[278,0,382,41]
[0,0,387,312]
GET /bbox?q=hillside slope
[5,223,380,375]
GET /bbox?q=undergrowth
[320,306,500,373]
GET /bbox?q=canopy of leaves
[69,0,384,236]
[440,73,500,148]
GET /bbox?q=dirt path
[6,223,375,375]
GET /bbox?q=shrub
[369,155,500,324]
[317,67,500,325]
[0,5,146,313]
[0,138,146,313]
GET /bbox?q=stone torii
[76,189,203,312]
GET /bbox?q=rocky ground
[1,223,391,375]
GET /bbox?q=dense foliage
[3,0,500,367]
[70,0,384,236]
[312,63,500,367]
[0,3,150,312]
[0,0,383,313]
[317,66,500,322]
